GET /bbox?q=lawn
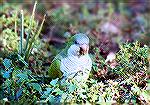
[0,0,150,104]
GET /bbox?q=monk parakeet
[48,33,92,83]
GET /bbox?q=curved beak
[79,44,89,55]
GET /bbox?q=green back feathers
[48,36,75,79]
[48,58,62,79]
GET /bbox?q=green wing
[48,58,62,79]
[48,35,75,79]
[48,49,68,79]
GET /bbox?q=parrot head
[67,33,90,57]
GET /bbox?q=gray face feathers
[67,44,80,56]
[68,33,90,56]
[74,33,89,45]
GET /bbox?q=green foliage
[3,58,12,69]
[1,1,150,105]
[50,78,59,87]
[0,4,37,55]
[2,22,149,104]
[113,41,149,79]
[92,47,107,72]
[0,1,45,104]
[1,57,42,104]
[0,1,45,61]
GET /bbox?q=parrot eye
[75,41,78,44]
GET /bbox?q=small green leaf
[40,94,47,99]
[30,83,42,92]
[141,91,150,101]
[50,78,59,87]
[80,94,87,99]
[97,96,105,103]
[3,71,10,78]
[4,79,12,87]
[24,69,32,75]
[46,88,52,93]
[53,88,63,95]
[18,54,28,67]
[41,88,52,98]
[68,84,76,93]
[17,73,28,80]
[61,93,68,100]
[12,68,21,78]
[16,88,23,100]
[48,95,55,103]
[3,58,12,69]
[92,94,98,102]
[8,68,13,73]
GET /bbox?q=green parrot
[48,33,92,83]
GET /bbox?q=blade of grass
[19,10,24,55]
[108,2,114,22]
[24,1,37,53]
[25,14,46,59]
[15,11,17,35]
